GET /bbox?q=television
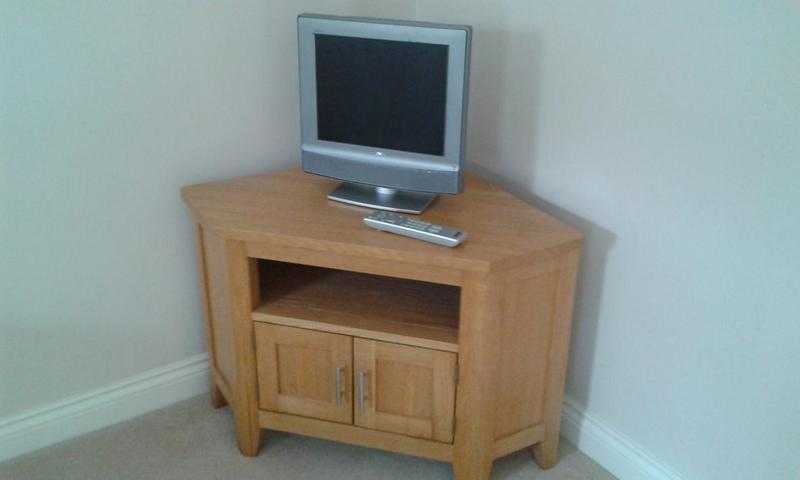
[298,14,471,214]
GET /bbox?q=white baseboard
[0,353,210,463]
[1,355,682,480]
[561,395,685,480]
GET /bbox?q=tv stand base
[328,182,436,214]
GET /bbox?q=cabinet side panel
[494,271,558,439]
[203,228,236,386]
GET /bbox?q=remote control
[363,211,467,247]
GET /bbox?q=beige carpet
[0,396,615,480]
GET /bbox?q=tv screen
[314,34,448,156]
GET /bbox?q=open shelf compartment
[252,260,461,352]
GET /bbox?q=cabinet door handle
[335,366,345,407]
[357,370,367,412]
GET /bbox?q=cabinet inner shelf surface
[252,261,461,352]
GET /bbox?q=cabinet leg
[451,276,502,480]
[226,241,263,457]
[452,457,493,480]
[532,249,580,470]
[531,436,559,470]
[234,409,262,457]
[210,381,228,409]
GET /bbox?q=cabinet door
[255,323,352,424]
[354,339,457,443]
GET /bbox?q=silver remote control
[363,211,467,247]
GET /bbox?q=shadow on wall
[461,9,615,411]
[467,25,542,187]
[468,154,615,414]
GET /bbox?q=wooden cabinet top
[182,168,581,274]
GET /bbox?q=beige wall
[0,1,412,417]
[411,2,800,479]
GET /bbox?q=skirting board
[0,353,210,463]
[0,354,683,480]
[560,395,685,480]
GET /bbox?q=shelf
[252,260,460,352]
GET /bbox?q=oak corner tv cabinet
[181,167,582,480]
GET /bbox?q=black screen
[315,34,448,156]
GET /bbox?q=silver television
[298,14,471,214]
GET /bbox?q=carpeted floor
[0,396,615,480]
